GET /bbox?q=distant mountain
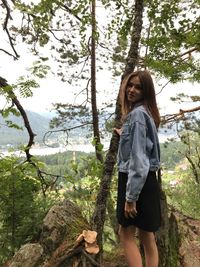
[0,110,51,146]
[0,109,178,147]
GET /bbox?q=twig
[5,28,20,58]
[43,122,93,146]
[73,78,91,105]
[55,246,102,267]
[56,247,83,266]
[0,48,18,60]
[156,80,171,95]
[0,77,35,161]
[62,4,81,21]
[75,56,90,78]
[81,250,102,267]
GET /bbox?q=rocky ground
[3,201,200,267]
[175,211,200,267]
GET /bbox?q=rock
[6,199,90,267]
[176,212,200,267]
[40,199,89,255]
[8,243,43,267]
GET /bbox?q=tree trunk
[91,0,145,263]
[91,1,182,265]
[91,0,103,163]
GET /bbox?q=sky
[1,48,199,117]
[0,4,199,117]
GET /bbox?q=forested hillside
[0,110,50,145]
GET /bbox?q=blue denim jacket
[118,104,160,202]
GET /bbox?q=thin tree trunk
[11,174,16,255]
[91,0,103,163]
[91,0,145,263]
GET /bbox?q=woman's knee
[118,225,137,242]
[138,229,156,246]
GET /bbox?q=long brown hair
[119,70,161,128]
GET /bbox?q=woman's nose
[129,86,136,92]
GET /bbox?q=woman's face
[126,76,143,104]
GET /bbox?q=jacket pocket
[119,123,131,161]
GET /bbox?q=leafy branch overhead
[145,0,200,82]
[1,1,200,80]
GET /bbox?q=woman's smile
[126,76,143,104]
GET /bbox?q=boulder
[5,199,98,267]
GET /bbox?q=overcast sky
[0,6,199,117]
[1,47,198,116]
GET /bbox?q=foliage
[160,140,185,169]
[0,74,41,136]
[163,128,200,219]
[0,155,38,262]
[61,152,119,249]
[164,164,200,219]
[0,155,61,264]
[62,155,103,219]
[179,130,200,184]
[49,104,91,128]
[37,150,118,248]
[145,0,200,82]
[1,0,138,134]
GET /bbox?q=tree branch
[62,4,81,21]
[2,0,12,29]
[0,77,35,161]
[43,122,93,146]
[0,76,71,196]
[1,0,20,59]
[161,106,200,124]
[180,47,198,58]
[0,48,18,60]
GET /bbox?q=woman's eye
[135,85,142,90]
[127,83,142,90]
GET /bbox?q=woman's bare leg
[138,229,159,267]
[119,225,142,267]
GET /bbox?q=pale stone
[9,243,43,267]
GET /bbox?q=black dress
[117,171,161,232]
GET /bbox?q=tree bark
[91,0,145,262]
[91,0,103,163]
[0,76,35,162]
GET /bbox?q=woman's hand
[114,128,122,135]
[124,201,137,219]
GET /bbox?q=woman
[115,70,161,267]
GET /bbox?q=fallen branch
[44,230,101,267]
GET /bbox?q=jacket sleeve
[126,120,150,202]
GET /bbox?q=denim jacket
[118,104,160,202]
